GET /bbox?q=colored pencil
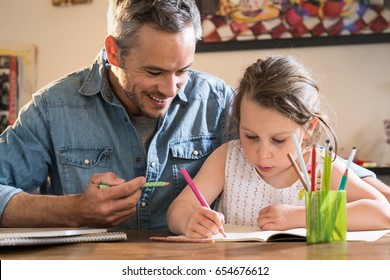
[322,141,330,191]
[324,146,333,191]
[338,170,349,191]
[311,144,316,192]
[287,153,309,191]
[345,147,357,172]
[291,133,311,190]
[316,169,322,191]
[338,147,357,191]
[323,145,333,191]
[179,168,227,238]
[98,184,110,189]
[98,181,170,189]
[142,181,170,188]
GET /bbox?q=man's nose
[157,75,182,98]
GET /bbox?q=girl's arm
[331,159,390,230]
[361,176,390,203]
[344,158,390,203]
[167,143,228,238]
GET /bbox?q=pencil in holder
[305,190,347,243]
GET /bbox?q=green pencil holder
[305,190,347,243]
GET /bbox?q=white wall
[194,44,390,166]
[1,0,389,165]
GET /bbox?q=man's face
[115,24,196,118]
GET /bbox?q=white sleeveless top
[217,140,306,227]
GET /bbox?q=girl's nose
[256,142,272,159]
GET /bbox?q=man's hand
[1,172,145,228]
[77,172,145,227]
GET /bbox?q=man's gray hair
[107,0,202,57]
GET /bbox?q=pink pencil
[179,168,227,238]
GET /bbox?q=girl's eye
[273,138,286,144]
[245,134,258,140]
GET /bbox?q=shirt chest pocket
[169,137,220,196]
[170,136,219,160]
[59,146,113,168]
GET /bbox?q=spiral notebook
[0,227,127,246]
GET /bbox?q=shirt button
[192,150,199,156]
[141,202,146,208]
[135,157,140,162]
[84,159,90,164]
[150,162,156,168]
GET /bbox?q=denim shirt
[0,50,235,230]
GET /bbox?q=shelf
[367,167,390,175]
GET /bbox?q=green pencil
[98,182,169,189]
[142,182,170,188]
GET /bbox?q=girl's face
[239,97,311,188]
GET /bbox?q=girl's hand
[257,204,305,230]
[183,207,225,239]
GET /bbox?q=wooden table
[1,230,390,260]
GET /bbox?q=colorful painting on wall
[195,0,390,51]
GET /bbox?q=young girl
[167,55,390,238]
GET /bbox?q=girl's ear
[104,35,121,67]
[304,117,319,138]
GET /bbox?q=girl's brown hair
[233,54,337,155]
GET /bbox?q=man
[0,0,387,230]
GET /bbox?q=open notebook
[150,224,390,243]
[0,227,127,246]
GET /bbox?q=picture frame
[52,0,92,6]
[195,0,390,52]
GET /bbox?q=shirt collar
[78,50,114,101]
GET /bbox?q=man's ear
[304,117,319,138]
[104,35,121,67]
